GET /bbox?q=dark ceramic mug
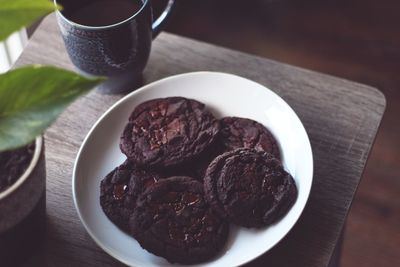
[55,0,176,93]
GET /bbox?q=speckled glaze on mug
[55,0,175,91]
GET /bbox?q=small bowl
[0,136,45,233]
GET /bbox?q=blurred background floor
[158,0,400,266]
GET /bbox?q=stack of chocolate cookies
[100,97,298,264]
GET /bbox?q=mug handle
[152,0,176,38]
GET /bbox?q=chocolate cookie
[162,143,222,181]
[120,97,220,168]
[219,117,281,160]
[204,148,297,228]
[100,160,161,231]
[130,176,228,264]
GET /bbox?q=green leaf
[0,65,104,151]
[0,0,61,41]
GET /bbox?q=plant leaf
[0,65,104,151]
[0,0,61,41]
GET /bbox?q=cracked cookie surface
[219,117,281,160]
[100,160,162,231]
[129,176,228,264]
[120,97,220,168]
[204,148,297,228]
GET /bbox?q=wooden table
[17,14,385,267]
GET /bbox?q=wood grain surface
[15,14,385,267]
[163,1,400,266]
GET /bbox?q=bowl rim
[0,136,43,200]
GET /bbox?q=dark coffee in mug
[64,0,143,27]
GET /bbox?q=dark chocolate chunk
[130,176,228,264]
[204,148,297,228]
[100,160,161,231]
[120,97,220,168]
[219,117,281,160]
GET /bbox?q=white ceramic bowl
[73,72,313,267]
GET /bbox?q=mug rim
[0,137,43,201]
[54,0,149,30]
